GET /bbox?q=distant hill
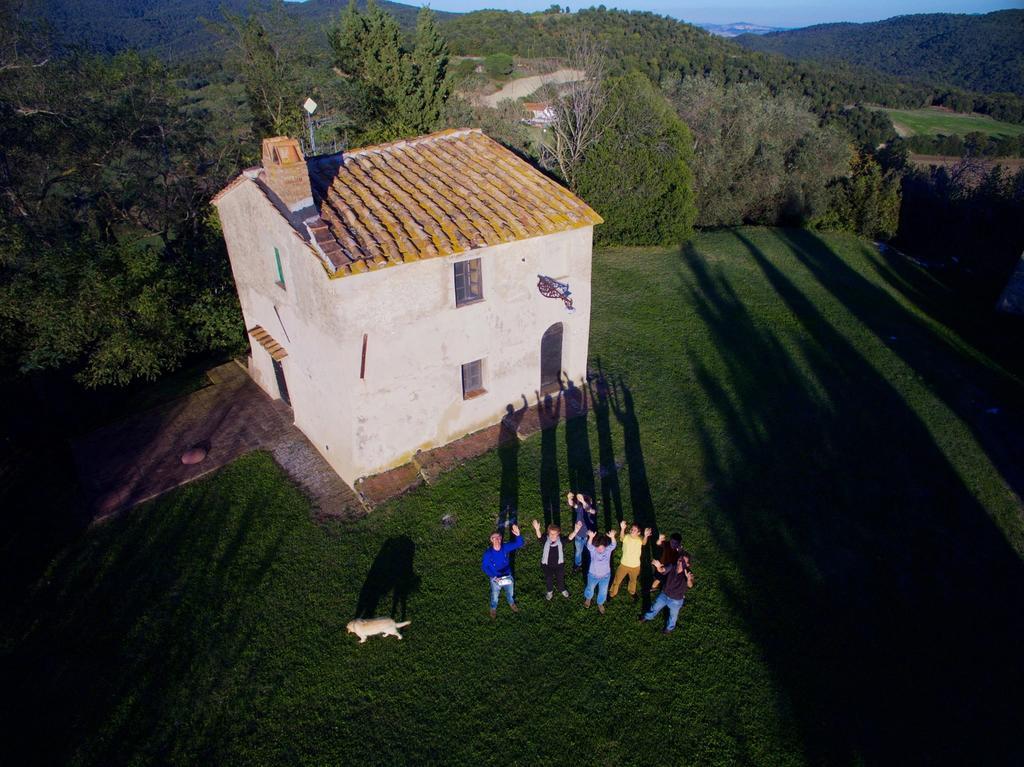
[697,22,785,38]
[736,10,1024,97]
[31,0,451,58]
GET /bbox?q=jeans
[574,535,587,567]
[489,577,515,609]
[644,592,685,630]
[584,573,610,605]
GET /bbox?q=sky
[407,0,1023,27]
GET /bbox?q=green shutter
[274,247,284,285]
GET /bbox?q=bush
[576,71,697,246]
[816,153,901,241]
[483,53,514,78]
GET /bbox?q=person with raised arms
[482,524,524,619]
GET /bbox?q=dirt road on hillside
[479,69,585,107]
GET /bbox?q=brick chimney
[262,137,313,212]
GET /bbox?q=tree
[549,32,608,191]
[576,71,696,246]
[0,45,243,387]
[329,1,451,140]
[669,75,850,227]
[406,8,451,133]
[218,3,304,140]
[817,153,901,241]
[483,53,514,78]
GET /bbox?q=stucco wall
[217,178,594,484]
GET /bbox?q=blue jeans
[489,577,515,609]
[574,535,587,567]
[644,592,685,630]
[584,573,610,605]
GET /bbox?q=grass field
[3,228,1023,765]
[881,106,1024,139]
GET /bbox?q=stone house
[212,128,601,485]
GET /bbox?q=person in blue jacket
[482,523,524,619]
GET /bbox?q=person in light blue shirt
[583,528,617,614]
[481,524,524,619]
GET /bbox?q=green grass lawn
[881,106,1024,139]
[3,228,1023,765]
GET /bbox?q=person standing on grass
[568,492,598,572]
[531,518,581,600]
[482,524,524,619]
[610,520,651,601]
[651,532,683,592]
[639,556,694,633]
[583,528,617,614]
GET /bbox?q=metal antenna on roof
[303,97,318,156]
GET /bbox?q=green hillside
[882,106,1024,139]
[5,229,1022,765]
[737,10,1024,97]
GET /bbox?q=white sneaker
[546,591,553,601]
[561,590,570,598]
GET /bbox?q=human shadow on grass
[538,392,563,527]
[497,397,528,532]
[775,227,1024,515]
[355,535,420,621]
[678,238,1024,765]
[588,360,624,527]
[564,378,597,512]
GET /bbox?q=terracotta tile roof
[305,128,601,277]
[248,326,288,361]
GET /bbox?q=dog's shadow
[354,535,420,621]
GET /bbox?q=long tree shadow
[679,238,1024,764]
[355,535,420,621]
[775,227,1024,514]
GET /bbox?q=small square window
[461,359,485,399]
[454,258,483,306]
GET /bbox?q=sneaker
[637,615,649,623]
[509,603,519,613]
[597,604,605,615]
[546,591,553,601]
[490,608,497,619]
[561,590,570,598]
[584,599,592,608]
[662,628,673,634]
[632,593,639,603]
[573,565,582,573]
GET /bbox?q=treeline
[438,8,1024,125]
[736,11,1024,98]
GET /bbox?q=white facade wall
[217,179,594,484]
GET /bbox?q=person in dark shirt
[567,492,598,572]
[531,518,581,600]
[651,532,684,592]
[639,556,694,633]
[481,525,525,619]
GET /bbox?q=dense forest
[2,0,1022,394]
[737,11,1024,98]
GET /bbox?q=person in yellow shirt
[609,520,651,601]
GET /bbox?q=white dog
[346,617,411,643]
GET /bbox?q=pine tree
[407,7,450,132]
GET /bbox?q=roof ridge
[344,128,480,158]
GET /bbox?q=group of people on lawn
[481,492,695,633]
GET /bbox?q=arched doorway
[540,323,563,394]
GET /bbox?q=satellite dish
[303,98,318,115]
